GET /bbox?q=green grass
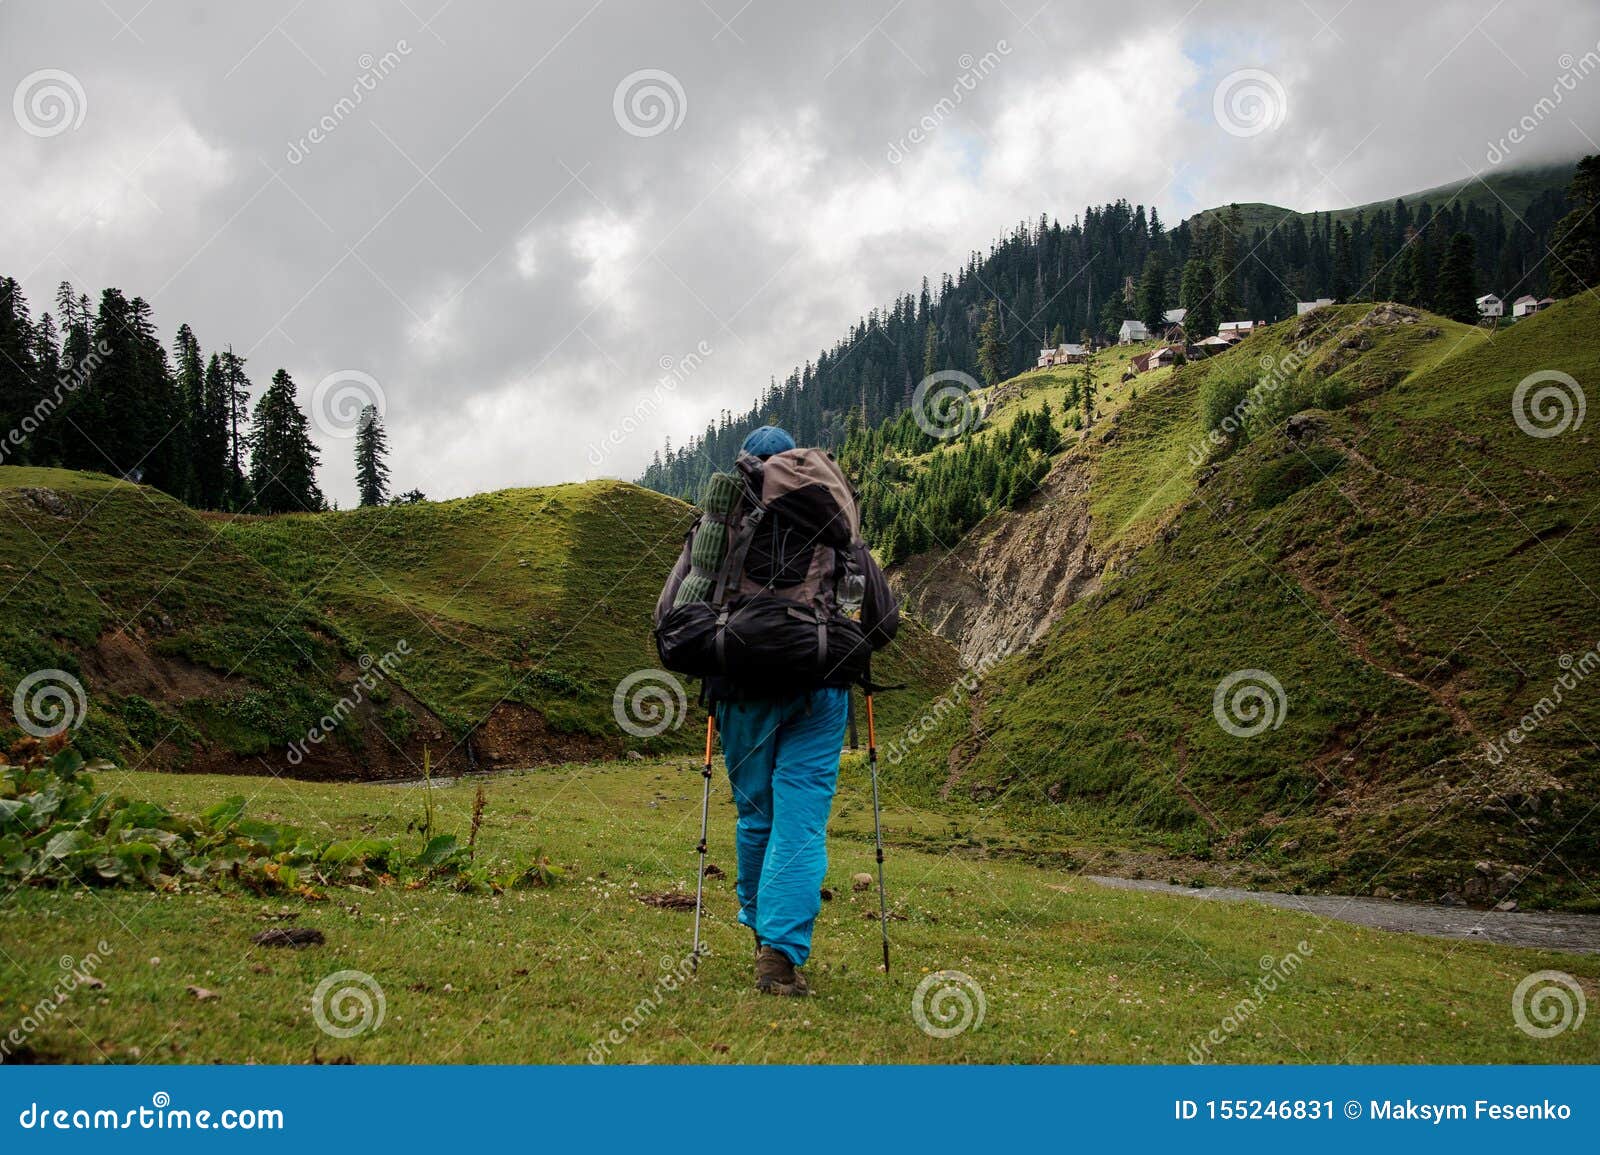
[0,471,961,775]
[893,298,1600,907]
[217,480,696,742]
[0,470,349,766]
[1,759,1593,1064]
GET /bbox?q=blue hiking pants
[714,687,850,966]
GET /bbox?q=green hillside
[0,473,960,778]
[889,297,1600,908]
[1185,160,1578,236]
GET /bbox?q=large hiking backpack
[655,448,873,693]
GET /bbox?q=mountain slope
[641,161,1579,503]
[1187,160,1578,237]
[0,471,961,777]
[887,297,1599,908]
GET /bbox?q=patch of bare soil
[80,629,239,701]
[474,702,617,769]
[638,891,696,910]
[893,455,1102,667]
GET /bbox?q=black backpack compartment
[655,595,870,691]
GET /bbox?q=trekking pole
[691,713,715,971]
[866,692,890,974]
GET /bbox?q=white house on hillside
[1036,343,1089,368]
[1163,307,1187,326]
[1476,293,1503,318]
[1296,298,1334,315]
[1218,320,1263,341]
[1118,319,1149,344]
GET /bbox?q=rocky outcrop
[891,455,1102,666]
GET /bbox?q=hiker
[654,425,898,996]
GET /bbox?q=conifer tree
[220,349,253,509]
[354,404,392,507]
[173,324,205,503]
[0,278,38,460]
[247,369,323,514]
[976,300,1006,386]
[1331,222,1353,301]
[1436,233,1479,323]
[1138,252,1168,333]
[1549,155,1600,298]
[1180,259,1218,337]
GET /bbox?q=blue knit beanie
[741,425,796,459]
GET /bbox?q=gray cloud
[3,0,1596,505]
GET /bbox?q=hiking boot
[755,945,809,997]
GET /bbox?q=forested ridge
[638,160,1593,502]
[0,284,402,513]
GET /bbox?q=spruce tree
[1138,252,1168,333]
[1549,155,1600,298]
[1331,222,1353,301]
[976,300,1006,386]
[354,404,391,506]
[247,369,323,514]
[173,324,205,503]
[1214,204,1242,318]
[1437,233,1479,323]
[0,278,37,460]
[1366,232,1391,300]
[220,349,253,509]
[192,354,231,509]
[30,312,62,462]
[1180,259,1218,337]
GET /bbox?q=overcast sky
[3,0,1597,506]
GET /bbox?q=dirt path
[1282,554,1479,739]
[1081,874,1600,954]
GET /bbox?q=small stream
[1084,875,1600,954]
